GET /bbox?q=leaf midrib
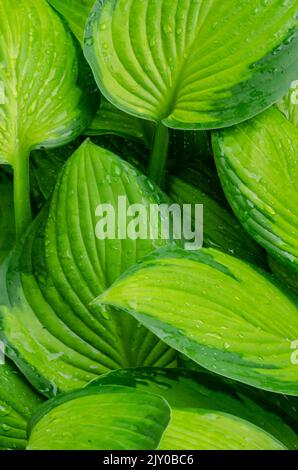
[159,0,215,120]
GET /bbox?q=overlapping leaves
[0,0,94,236]
[93,367,298,449]
[0,141,175,395]
[26,368,294,450]
[48,0,95,44]
[168,176,266,266]
[212,107,298,279]
[97,246,298,395]
[0,361,43,450]
[28,385,170,450]
[0,0,297,453]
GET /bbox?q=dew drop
[0,403,11,418]
[84,37,94,46]
[1,424,10,432]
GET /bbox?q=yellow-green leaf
[97,246,298,395]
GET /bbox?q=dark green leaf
[0,360,43,450]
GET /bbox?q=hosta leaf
[174,158,227,207]
[278,79,298,128]
[30,139,82,202]
[0,140,175,396]
[159,408,285,450]
[0,0,95,235]
[31,128,212,204]
[48,0,95,44]
[27,385,170,450]
[91,367,298,449]
[98,246,298,395]
[268,256,298,294]
[0,0,92,165]
[168,176,266,266]
[85,0,298,130]
[274,82,298,292]
[87,97,154,145]
[178,356,298,441]
[248,383,298,435]
[0,360,43,450]
[0,173,15,264]
[212,107,298,277]
[30,135,148,204]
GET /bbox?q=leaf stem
[14,150,32,239]
[148,122,169,187]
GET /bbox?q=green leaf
[268,256,298,294]
[0,0,93,163]
[84,0,298,130]
[47,2,155,146]
[97,246,298,395]
[0,173,15,264]
[27,385,170,450]
[278,78,298,128]
[159,408,285,450]
[174,158,228,207]
[47,2,155,143]
[86,96,154,145]
[48,0,95,44]
[275,80,298,290]
[212,107,298,277]
[0,360,43,450]
[0,140,176,396]
[178,356,298,442]
[90,367,298,449]
[30,139,81,201]
[0,0,94,236]
[168,176,266,267]
[30,135,149,205]
[169,130,212,168]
